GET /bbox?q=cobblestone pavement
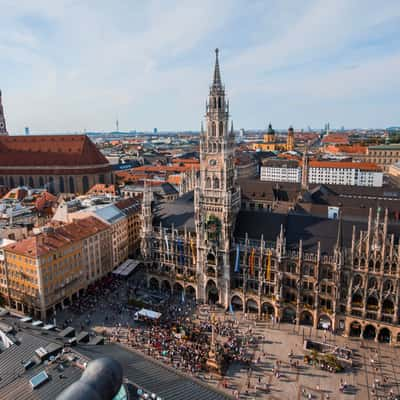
[217,314,400,400]
[55,279,400,400]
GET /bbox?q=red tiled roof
[321,134,349,145]
[5,216,109,257]
[87,183,118,195]
[0,135,109,167]
[34,191,58,211]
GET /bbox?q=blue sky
[1,0,399,133]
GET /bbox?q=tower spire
[212,48,222,87]
[0,90,8,136]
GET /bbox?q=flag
[181,290,185,303]
[190,238,196,264]
[164,234,169,254]
[249,248,255,276]
[266,250,271,281]
[234,244,240,273]
[229,302,234,314]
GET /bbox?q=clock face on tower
[209,159,217,166]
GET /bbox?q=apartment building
[1,217,109,319]
[57,217,112,285]
[69,204,129,268]
[260,159,301,183]
[115,198,141,257]
[360,144,400,172]
[260,158,382,187]
[0,238,16,302]
[308,161,383,187]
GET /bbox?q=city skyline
[1,0,400,133]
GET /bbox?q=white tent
[112,259,140,277]
[136,308,161,320]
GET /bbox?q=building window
[59,176,65,193]
[69,177,75,193]
[82,176,89,193]
[211,122,216,137]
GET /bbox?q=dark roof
[235,211,400,254]
[77,344,231,400]
[262,158,299,168]
[0,327,84,400]
[0,135,109,167]
[154,191,195,231]
[239,179,300,202]
[115,197,141,215]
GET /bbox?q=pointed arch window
[59,176,65,193]
[219,121,224,137]
[206,177,211,189]
[39,176,44,188]
[214,177,220,189]
[69,177,75,193]
[211,122,216,137]
[218,97,222,109]
[28,177,34,187]
[82,176,89,193]
[49,176,55,193]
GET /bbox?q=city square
[54,270,400,400]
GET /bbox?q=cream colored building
[1,217,110,319]
[66,204,129,268]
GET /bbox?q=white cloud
[0,0,399,132]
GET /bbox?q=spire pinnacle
[212,48,222,87]
[336,211,343,249]
[0,89,8,135]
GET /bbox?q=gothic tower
[0,90,8,135]
[195,49,241,307]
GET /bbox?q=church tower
[195,49,241,307]
[0,90,8,135]
[287,126,294,151]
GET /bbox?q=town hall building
[141,50,400,345]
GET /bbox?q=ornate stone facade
[141,50,400,345]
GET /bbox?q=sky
[1,0,399,133]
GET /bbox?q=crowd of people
[107,297,252,377]
[54,272,400,399]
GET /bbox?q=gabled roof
[5,216,109,257]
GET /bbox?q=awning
[137,308,161,320]
[112,259,141,277]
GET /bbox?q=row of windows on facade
[370,151,400,156]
